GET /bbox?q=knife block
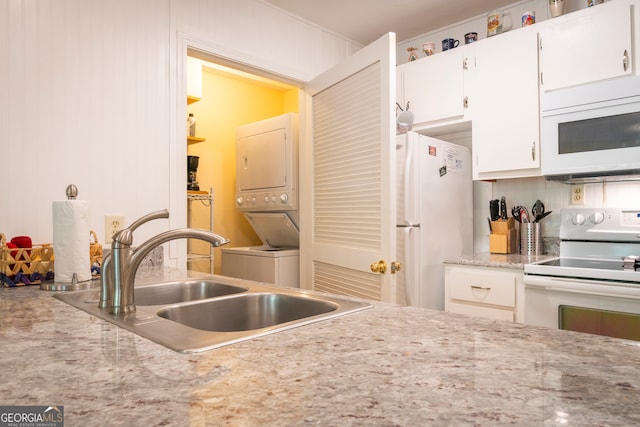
[489,218,517,254]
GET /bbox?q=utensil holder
[520,223,541,256]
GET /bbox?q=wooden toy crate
[0,233,54,280]
[89,230,103,267]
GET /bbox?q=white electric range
[524,207,640,341]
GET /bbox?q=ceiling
[263,0,516,45]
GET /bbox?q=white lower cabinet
[444,264,524,323]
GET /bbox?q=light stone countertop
[1,267,639,426]
[444,252,556,270]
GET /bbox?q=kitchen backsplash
[473,178,640,254]
[103,246,164,269]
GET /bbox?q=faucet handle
[112,228,133,247]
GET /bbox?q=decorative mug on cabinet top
[423,42,436,56]
[487,11,512,37]
[442,38,459,51]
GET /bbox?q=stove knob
[589,211,605,224]
[572,213,585,225]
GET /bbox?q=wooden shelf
[187,136,206,145]
[187,95,201,105]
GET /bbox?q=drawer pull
[470,285,491,291]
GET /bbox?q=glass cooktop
[525,257,640,284]
[536,258,636,271]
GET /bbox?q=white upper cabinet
[539,0,635,92]
[472,27,541,180]
[397,47,471,128]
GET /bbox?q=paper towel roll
[53,200,92,282]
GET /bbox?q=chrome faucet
[99,209,170,309]
[108,228,229,315]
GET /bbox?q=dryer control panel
[236,191,297,211]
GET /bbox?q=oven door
[541,96,640,178]
[524,275,640,340]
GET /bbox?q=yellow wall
[187,66,299,274]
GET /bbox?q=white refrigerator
[396,132,473,310]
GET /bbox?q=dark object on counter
[187,155,200,191]
[532,200,545,220]
[512,206,523,222]
[500,196,508,220]
[490,199,500,221]
[534,211,552,223]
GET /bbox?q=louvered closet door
[302,33,397,302]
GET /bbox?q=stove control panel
[561,208,640,242]
[621,211,640,226]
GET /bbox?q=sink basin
[134,279,247,306]
[157,293,337,332]
[54,275,371,353]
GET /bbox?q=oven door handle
[524,275,640,299]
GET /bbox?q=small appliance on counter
[187,155,199,191]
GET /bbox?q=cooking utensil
[532,200,545,220]
[520,207,530,223]
[512,206,523,222]
[534,210,552,223]
[500,196,507,220]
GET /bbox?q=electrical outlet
[105,215,125,244]
[571,184,585,205]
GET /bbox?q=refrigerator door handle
[404,135,416,225]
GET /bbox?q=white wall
[0,0,359,266]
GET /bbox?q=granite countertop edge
[444,252,557,270]
[1,266,639,426]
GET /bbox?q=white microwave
[541,76,640,181]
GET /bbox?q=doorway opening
[184,48,301,275]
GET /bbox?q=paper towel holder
[66,184,78,200]
[40,185,96,292]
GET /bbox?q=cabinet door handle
[464,96,469,108]
[623,49,629,72]
[471,285,491,291]
[463,57,469,70]
[531,142,536,161]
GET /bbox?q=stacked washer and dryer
[221,113,300,288]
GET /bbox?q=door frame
[172,33,305,267]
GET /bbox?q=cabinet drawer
[449,301,515,322]
[448,267,516,308]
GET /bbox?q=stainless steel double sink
[55,276,372,353]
